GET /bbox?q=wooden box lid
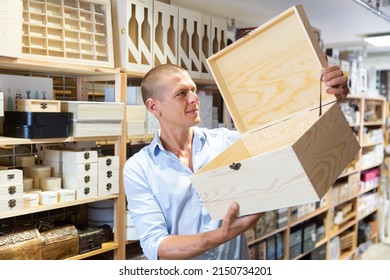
[207,5,334,134]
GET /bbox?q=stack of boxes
[0,169,23,211]
[62,150,98,200]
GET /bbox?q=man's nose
[188,91,198,103]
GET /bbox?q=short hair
[141,64,187,104]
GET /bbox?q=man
[123,63,349,260]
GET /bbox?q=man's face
[156,70,200,129]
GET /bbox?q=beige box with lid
[61,101,124,137]
[17,99,61,112]
[190,5,361,220]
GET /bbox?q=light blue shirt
[123,126,249,260]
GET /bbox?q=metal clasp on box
[229,162,241,171]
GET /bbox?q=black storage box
[3,111,71,139]
[289,227,302,259]
[78,227,103,254]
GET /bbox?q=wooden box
[0,227,42,260]
[78,227,102,254]
[126,105,146,136]
[17,99,61,113]
[0,169,23,185]
[0,196,23,212]
[61,150,98,164]
[57,189,76,203]
[190,5,361,219]
[40,225,79,260]
[73,185,98,200]
[61,101,124,137]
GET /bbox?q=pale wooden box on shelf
[190,5,361,220]
[17,99,61,113]
[126,105,146,136]
[61,101,124,137]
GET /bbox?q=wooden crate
[190,5,361,219]
[61,101,124,137]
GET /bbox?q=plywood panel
[0,0,22,58]
[207,5,330,134]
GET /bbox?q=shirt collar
[151,127,207,156]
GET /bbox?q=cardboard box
[190,5,360,219]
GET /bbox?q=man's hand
[321,65,349,99]
[219,202,263,241]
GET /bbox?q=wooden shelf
[65,241,119,260]
[290,206,328,227]
[0,135,119,147]
[331,216,356,238]
[0,194,118,220]
[247,226,287,246]
[0,56,119,76]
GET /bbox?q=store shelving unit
[244,95,386,260]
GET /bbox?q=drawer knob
[84,152,90,160]
[106,171,112,178]
[106,158,112,166]
[8,186,16,195]
[8,199,16,208]
[84,175,90,183]
[84,187,90,195]
[84,163,91,171]
[106,183,112,191]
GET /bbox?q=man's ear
[146,98,160,117]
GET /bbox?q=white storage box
[0,169,23,185]
[23,177,33,191]
[15,155,36,167]
[57,189,76,203]
[0,196,23,212]
[40,177,62,191]
[61,150,98,164]
[23,193,39,208]
[72,185,98,200]
[39,191,58,205]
